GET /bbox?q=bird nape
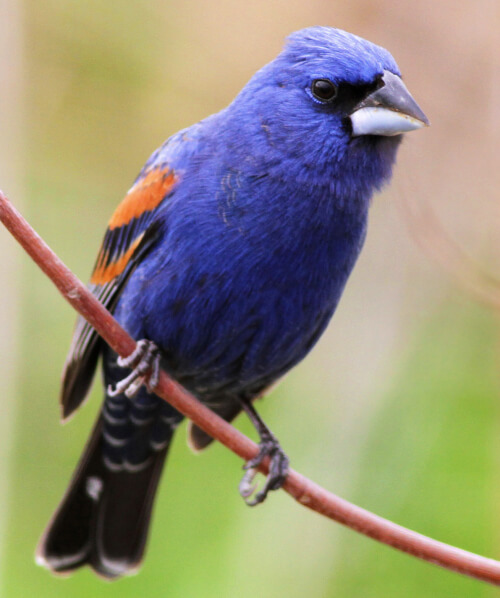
[36,25,428,579]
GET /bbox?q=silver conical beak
[350,70,429,137]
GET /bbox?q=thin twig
[1,190,499,585]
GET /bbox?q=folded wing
[61,165,177,420]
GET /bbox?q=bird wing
[60,164,177,420]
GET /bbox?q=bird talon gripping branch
[109,339,160,397]
[240,438,290,506]
[238,467,259,499]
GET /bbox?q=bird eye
[311,79,338,102]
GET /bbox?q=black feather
[37,413,173,579]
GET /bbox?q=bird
[36,26,428,579]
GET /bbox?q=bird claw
[239,436,290,506]
[108,340,160,398]
[238,467,258,498]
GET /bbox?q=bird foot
[108,340,160,398]
[238,435,290,506]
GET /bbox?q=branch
[1,190,499,586]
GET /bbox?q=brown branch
[1,189,500,586]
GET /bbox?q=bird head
[228,26,428,201]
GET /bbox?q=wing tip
[59,379,83,422]
[186,421,214,452]
[59,350,99,421]
[60,401,75,423]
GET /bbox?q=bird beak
[350,70,429,137]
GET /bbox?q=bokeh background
[1,1,499,596]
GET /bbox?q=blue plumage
[38,26,428,579]
[116,29,401,384]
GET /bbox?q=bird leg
[108,339,160,398]
[238,400,290,506]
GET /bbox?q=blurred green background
[1,1,499,597]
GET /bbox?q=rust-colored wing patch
[90,165,176,286]
[91,233,145,285]
[109,167,177,229]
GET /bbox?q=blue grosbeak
[37,26,428,578]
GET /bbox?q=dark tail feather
[36,415,171,579]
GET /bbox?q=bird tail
[36,414,172,579]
